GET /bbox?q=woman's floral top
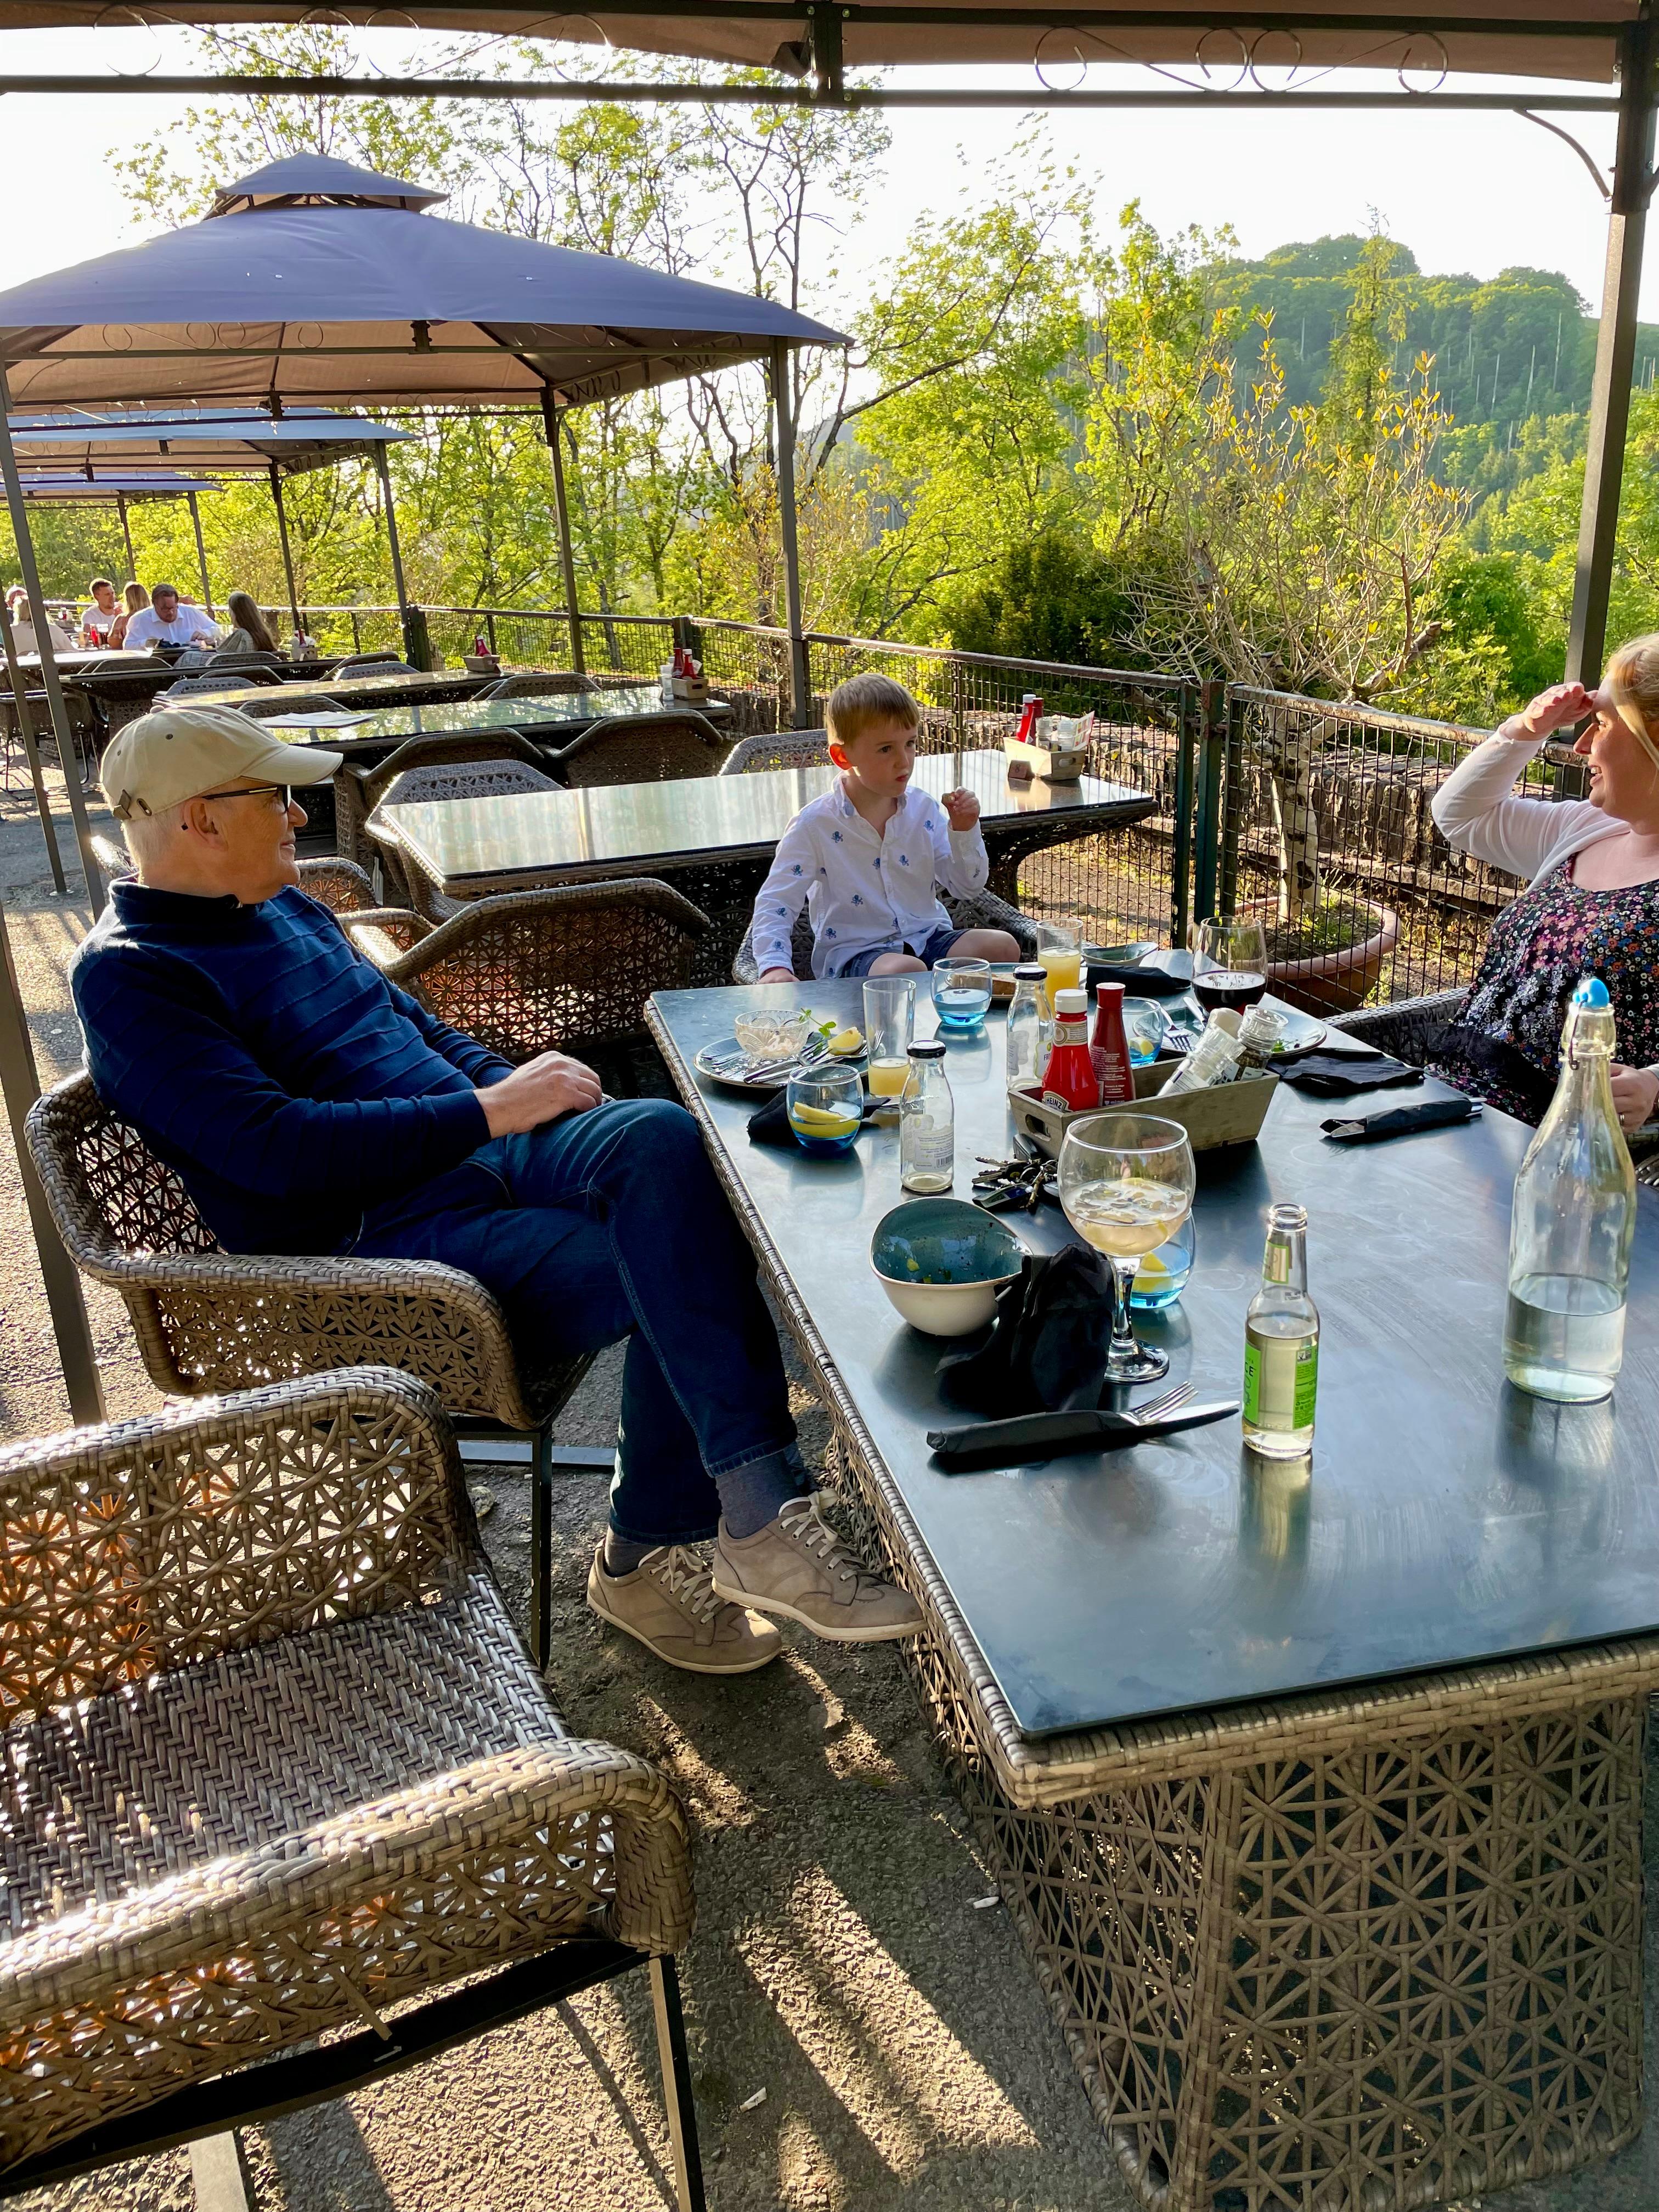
[1427,856,1659,1121]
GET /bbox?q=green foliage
[947,531,1142,667]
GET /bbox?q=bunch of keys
[971,1152,1056,1213]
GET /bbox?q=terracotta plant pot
[1265,903,1401,1017]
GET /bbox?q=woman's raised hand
[1514,682,1594,740]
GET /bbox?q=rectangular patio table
[647,973,1659,2212]
[264,682,731,757]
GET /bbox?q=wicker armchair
[1329,989,1467,1063]
[334,652,419,675]
[346,878,709,1098]
[718,730,830,775]
[157,673,266,702]
[732,888,1037,983]
[480,672,589,699]
[364,755,562,919]
[335,731,554,868]
[0,1369,704,2212]
[548,711,729,789]
[295,853,379,915]
[25,1073,609,1668]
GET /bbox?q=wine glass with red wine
[1189,918,1269,1017]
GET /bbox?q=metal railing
[247,597,1544,1011]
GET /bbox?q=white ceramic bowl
[870,1198,1024,1337]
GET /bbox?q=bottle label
[1243,1341,1261,1424]
[1244,1336,1318,1428]
[1294,1339,1318,1425]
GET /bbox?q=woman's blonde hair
[1605,634,1659,774]
[122,582,149,614]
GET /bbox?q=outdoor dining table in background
[647,973,1659,2212]
[264,682,732,758]
[372,749,1157,981]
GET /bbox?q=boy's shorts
[840,925,963,979]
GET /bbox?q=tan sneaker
[710,1496,923,1643]
[587,1544,782,1674]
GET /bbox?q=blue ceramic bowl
[870,1197,1024,1336]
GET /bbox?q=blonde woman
[108,582,149,651]
[1429,638,1659,1128]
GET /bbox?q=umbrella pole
[770,341,809,729]
[0,601,69,895]
[270,463,302,639]
[0,375,103,910]
[0,891,104,1424]
[374,444,417,664]
[187,492,214,618]
[116,491,137,578]
[542,400,586,679]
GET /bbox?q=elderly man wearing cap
[71,704,921,1673]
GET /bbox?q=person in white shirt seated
[122,584,221,652]
[80,579,120,647]
[3,586,73,657]
[751,672,1020,981]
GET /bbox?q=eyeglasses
[191,784,294,810]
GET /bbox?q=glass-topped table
[268,683,727,754]
[377,748,1155,900]
[648,974,1659,2211]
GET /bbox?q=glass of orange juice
[863,975,915,1103]
[1036,922,1082,998]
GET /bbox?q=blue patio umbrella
[0,153,846,1419]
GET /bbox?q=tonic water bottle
[900,1040,955,1194]
[1504,976,1636,1403]
[1243,1203,1319,1458]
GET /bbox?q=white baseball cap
[100,703,343,822]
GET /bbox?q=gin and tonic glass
[1059,1112,1196,1383]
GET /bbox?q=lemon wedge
[1133,1252,1171,1281]
[789,1104,861,1134]
[826,1025,865,1056]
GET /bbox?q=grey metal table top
[380,749,1156,897]
[650,977,1659,1742]
[272,684,730,754]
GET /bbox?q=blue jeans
[354,1099,795,1546]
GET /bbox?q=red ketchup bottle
[1089,981,1136,1104]
[1040,988,1100,1114]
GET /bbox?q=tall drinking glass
[1189,918,1269,1017]
[1035,922,1082,999]
[862,975,915,1101]
[1059,1112,1196,1384]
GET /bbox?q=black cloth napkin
[1279,1048,1423,1098]
[1086,961,1192,1000]
[935,1245,1115,1415]
[1320,1097,1479,1144]
[747,1087,873,1148]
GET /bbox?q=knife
[926,1400,1241,1471]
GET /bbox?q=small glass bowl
[786,1062,865,1158]
[930,957,994,1033]
[1128,1212,1196,1311]
[734,1007,816,1060]
[1122,997,1169,1065]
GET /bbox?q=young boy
[753,673,1022,981]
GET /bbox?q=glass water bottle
[1243,1203,1319,1458]
[900,1040,955,1193]
[1504,976,1636,1403]
[1005,964,1053,1091]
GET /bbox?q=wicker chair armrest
[343,907,435,964]
[0,1369,476,1716]
[0,1739,694,2029]
[944,887,1036,957]
[296,856,379,915]
[379,877,711,988]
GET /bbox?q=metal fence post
[1219,689,1246,919]
[1191,679,1227,924]
[1170,681,1197,950]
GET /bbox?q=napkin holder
[462,652,501,675]
[1008,1061,1279,1156]
[660,663,710,703]
[1003,714,1086,783]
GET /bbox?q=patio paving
[0,765,1655,2212]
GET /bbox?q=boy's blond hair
[825,673,921,751]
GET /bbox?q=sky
[0,27,1639,320]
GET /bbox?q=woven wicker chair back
[718,731,830,776]
[159,675,263,700]
[379,759,557,812]
[554,713,727,789]
[479,672,588,699]
[393,880,709,1062]
[361,732,552,812]
[295,856,379,915]
[334,653,418,674]
[33,1077,218,1263]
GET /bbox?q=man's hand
[942,787,980,832]
[1513,682,1593,741]
[758,967,797,984]
[478,1051,602,1137]
[1610,1063,1659,1133]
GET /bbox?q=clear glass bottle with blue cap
[1504,975,1637,1402]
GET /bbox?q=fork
[1121,1381,1193,1426]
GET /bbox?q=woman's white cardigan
[1431,720,1624,884]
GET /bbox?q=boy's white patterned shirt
[751,780,990,979]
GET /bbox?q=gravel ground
[0,763,1656,2212]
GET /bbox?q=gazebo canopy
[7,406,414,475]
[16,470,219,496]
[0,1,1635,82]
[0,153,847,411]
